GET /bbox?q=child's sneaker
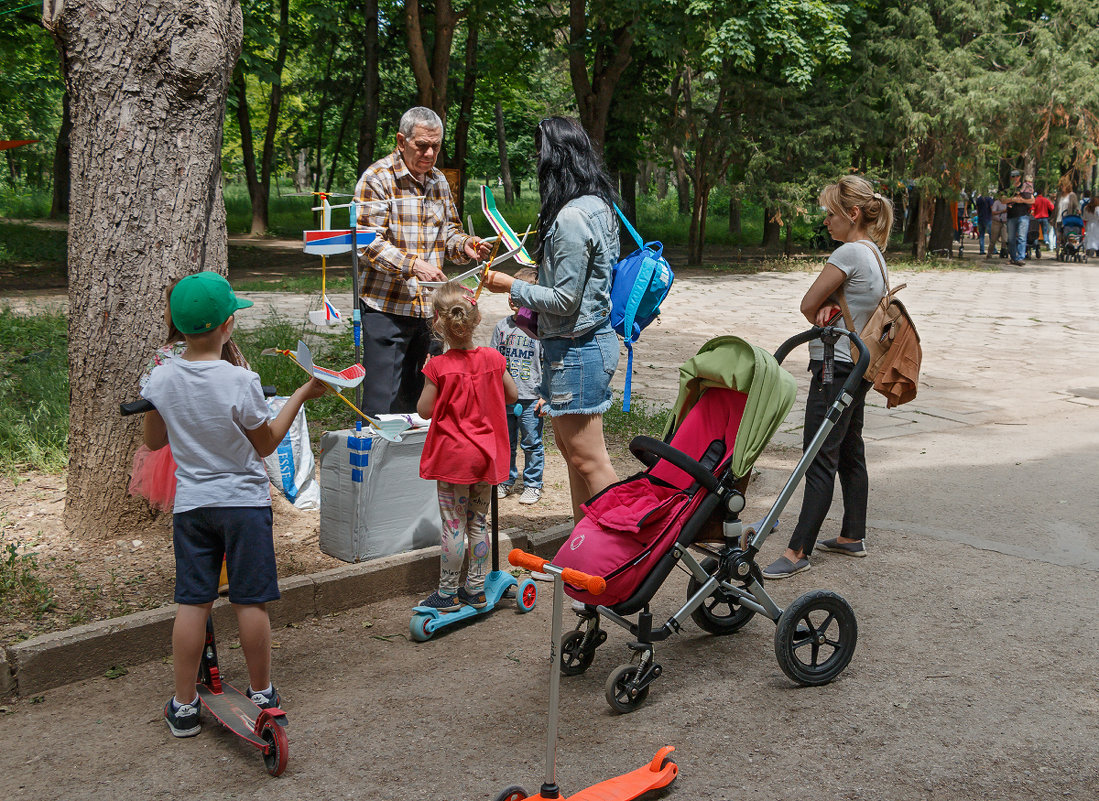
[248,685,282,710]
[458,586,488,609]
[419,590,461,612]
[497,483,514,499]
[519,486,543,505]
[164,695,201,738]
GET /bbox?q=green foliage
[0,307,68,474]
[0,222,66,266]
[603,394,671,445]
[0,537,57,621]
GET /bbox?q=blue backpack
[610,204,674,411]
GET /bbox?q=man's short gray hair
[399,107,443,138]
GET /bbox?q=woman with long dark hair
[484,117,620,521]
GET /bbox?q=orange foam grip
[507,549,606,596]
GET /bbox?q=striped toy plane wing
[480,185,536,266]
[302,229,376,255]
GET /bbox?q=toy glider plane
[261,341,411,442]
[481,185,537,267]
[302,193,378,327]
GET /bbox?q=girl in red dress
[417,282,518,610]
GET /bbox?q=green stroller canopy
[661,335,797,479]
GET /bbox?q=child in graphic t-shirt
[417,282,517,611]
[490,267,545,505]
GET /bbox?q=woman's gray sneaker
[761,556,810,579]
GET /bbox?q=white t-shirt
[141,358,272,513]
[809,240,888,364]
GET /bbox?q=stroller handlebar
[508,549,606,596]
[774,327,871,388]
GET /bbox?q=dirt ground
[2,238,1098,800]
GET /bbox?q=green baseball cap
[170,272,254,334]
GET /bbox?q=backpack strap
[836,240,890,364]
[613,203,644,251]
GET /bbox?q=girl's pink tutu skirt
[129,444,178,513]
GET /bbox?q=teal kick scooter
[410,490,538,640]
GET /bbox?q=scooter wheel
[605,663,650,714]
[260,716,288,777]
[516,579,537,613]
[410,613,434,642]
[493,786,528,801]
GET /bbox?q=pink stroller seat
[554,388,747,606]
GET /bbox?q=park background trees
[2,0,1098,536]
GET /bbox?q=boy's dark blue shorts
[173,506,280,605]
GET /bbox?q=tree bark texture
[728,196,741,235]
[494,102,513,204]
[356,0,379,173]
[233,65,261,225]
[49,91,72,218]
[928,195,954,255]
[761,207,782,249]
[671,145,690,215]
[404,0,461,129]
[44,0,242,537]
[450,15,479,219]
[567,0,637,152]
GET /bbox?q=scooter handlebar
[508,548,606,596]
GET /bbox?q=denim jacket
[510,195,619,339]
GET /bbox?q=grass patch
[0,536,57,622]
[0,307,69,474]
[0,222,66,267]
[231,272,354,294]
[603,394,671,448]
[0,188,53,219]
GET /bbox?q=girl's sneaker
[164,695,201,738]
[458,586,488,609]
[420,590,461,612]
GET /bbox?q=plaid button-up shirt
[354,149,472,318]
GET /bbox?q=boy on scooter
[141,272,326,737]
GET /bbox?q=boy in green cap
[141,271,327,737]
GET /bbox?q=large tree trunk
[928,195,954,255]
[671,145,690,215]
[356,0,379,173]
[914,193,931,259]
[687,181,710,265]
[405,0,461,129]
[451,14,479,220]
[255,0,290,235]
[44,0,241,538]
[233,66,261,232]
[761,207,782,249]
[49,91,71,218]
[903,187,921,245]
[728,196,741,235]
[494,102,514,204]
[567,0,637,152]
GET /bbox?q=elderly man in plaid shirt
[354,106,491,414]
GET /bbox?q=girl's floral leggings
[435,481,491,596]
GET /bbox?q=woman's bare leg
[551,413,618,522]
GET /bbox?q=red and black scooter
[121,392,289,777]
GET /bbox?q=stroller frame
[561,326,871,713]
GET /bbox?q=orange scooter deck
[528,747,678,801]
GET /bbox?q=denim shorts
[539,321,620,416]
[173,506,280,605]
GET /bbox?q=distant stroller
[552,328,870,713]
[1058,214,1087,263]
[1026,217,1042,260]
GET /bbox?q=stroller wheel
[560,629,599,676]
[605,664,650,714]
[774,590,857,686]
[687,557,756,635]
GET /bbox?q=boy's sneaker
[419,590,461,612]
[519,486,543,505]
[497,484,514,499]
[458,586,488,609]
[248,685,282,710]
[164,696,201,738]
[818,538,867,557]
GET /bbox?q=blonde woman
[763,176,893,579]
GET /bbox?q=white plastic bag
[262,396,320,510]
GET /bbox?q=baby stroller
[1058,214,1086,263]
[551,328,870,713]
[1026,217,1042,260]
